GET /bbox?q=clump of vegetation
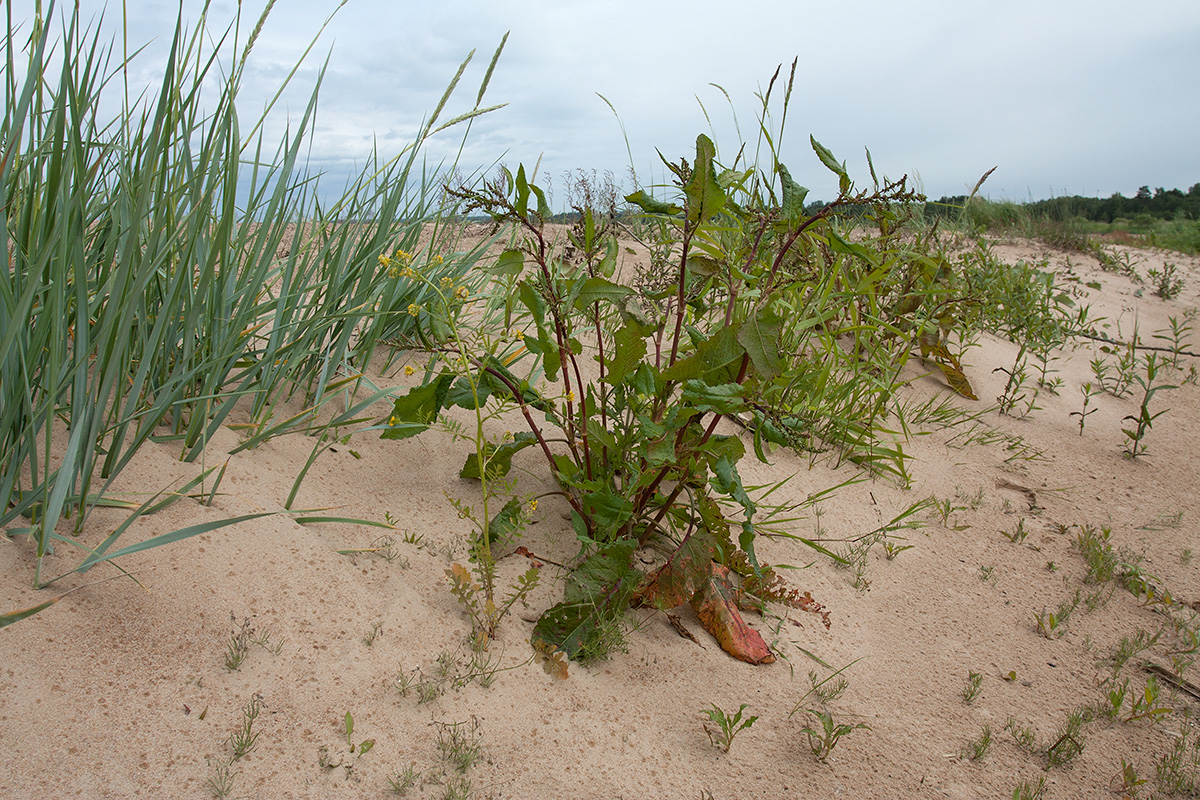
[384,61,961,664]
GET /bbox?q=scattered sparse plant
[962,671,984,703]
[961,724,992,761]
[1070,382,1098,435]
[1122,354,1177,458]
[1148,262,1185,300]
[434,718,483,774]
[700,704,758,753]
[798,708,869,761]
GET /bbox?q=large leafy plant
[384,117,929,664]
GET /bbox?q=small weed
[962,671,983,703]
[979,565,997,583]
[807,670,849,705]
[883,541,915,560]
[1109,629,1162,675]
[799,708,869,761]
[1125,675,1173,723]
[1154,716,1200,794]
[1183,549,1194,565]
[206,758,238,800]
[1011,776,1047,800]
[227,694,265,761]
[1098,678,1129,719]
[961,724,992,761]
[1148,262,1185,300]
[223,614,283,670]
[1069,382,1098,435]
[364,621,383,646]
[388,762,422,796]
[1044,706,1090,768]
[1122,354,1177,458]
[1001,518,1028,544]
[434,718,483,773]
[1034,591,1080,639]
[442,774,472,800]
[700,703,758,753]
[1112,759,1148,798]
[1005,716,1038,753]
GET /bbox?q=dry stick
[1076,330,1199,358]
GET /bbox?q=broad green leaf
[661,325,744,383]
[777,163,809,225]
[684,134,727,224]
[488,248,524,276]
[681,380,745,415]
[602,323,648,386]
[459,433,538,480]
[381,374,454,440]
[484,497,524,545]
[574,277,633,310]
[737,306,783,380]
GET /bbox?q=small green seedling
[962,671,983,703]
[799,708,869,761]
[701,704,758,753]
[962,724,992,761]
[1069,382,1097,435]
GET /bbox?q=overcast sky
[26,1,1200,207]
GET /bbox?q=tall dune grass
[1,0,504,587]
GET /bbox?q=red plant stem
[665,224,695,370]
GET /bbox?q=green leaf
[661,325,744,383]
[624,190,680,216]
[602,323,648,386]
[810,136,847,180]
[681,380,745,415]
[574,277,633,310]
[488,248,524,276]
[777,163,809,225]
[1,598,59,629]
[684,134,727,224]
[533,541,639,661]
[381,374,454,440]
[458,433,538,480]
[484,497,524,545]
[737,306,783,380]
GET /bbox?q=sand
[2,231,1199,799]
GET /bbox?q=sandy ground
[3,230,1200,800]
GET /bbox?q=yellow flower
[565,391,575,403]
[440,276,454,289]
[407,303,421,316]
[454,286,469,300]
[529,499,538,512]
[432,255,444,266]
[404,365,415,376]
[378,253,392,268]
[400,265,415,279]
[394,248,412,264]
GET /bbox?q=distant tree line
[926,183,1200,223]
